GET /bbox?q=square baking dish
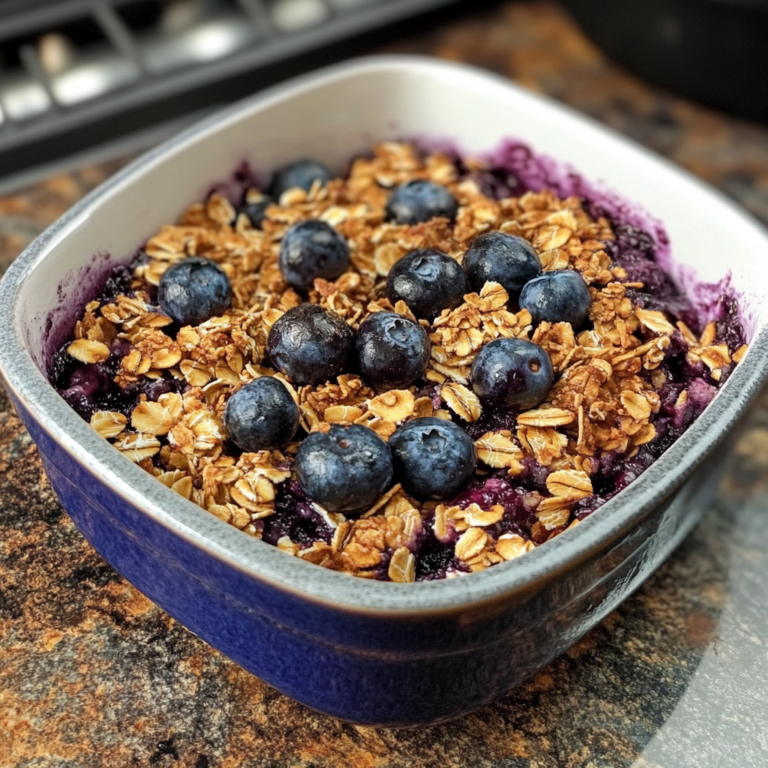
[1,56,767,726]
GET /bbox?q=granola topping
[52,141,746,582]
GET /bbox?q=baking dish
[1,57,767,727]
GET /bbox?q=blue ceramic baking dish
[1,57,767,727]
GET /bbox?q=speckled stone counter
[2,2,768,766]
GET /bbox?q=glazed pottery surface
[1,57,767,726]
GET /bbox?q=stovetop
[0,0,464,189]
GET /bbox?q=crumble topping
[55,142,747,582]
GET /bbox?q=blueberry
[386,180,458,225]
[464,232,541,299]
[296,424,394,513]
[519,269,592,327]
[224,377,300,452]
[158,256,232,326]
[386,249,467,320]
[271,159,332,198]
[267,304,354,386]
[235,195,272,229]
[389,417,477,500]
[279,220,350,292]
[59,366,108,418]
[356,312,431,389]
[471,338,554,410]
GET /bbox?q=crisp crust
[64,142,744,580]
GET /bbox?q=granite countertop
[1,2,767,766]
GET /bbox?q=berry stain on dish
[50,144,748,583]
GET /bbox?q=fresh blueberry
[235,195,272,229]
[296,424,394,513]
[267,304,354,386]
[224,377,300,452]
[519,269,592,327]
[158,256,232,326]
[279,220,350,292]
[386,180,458,225]
[471,338,554,410]
[271,159,333,198]
[464,232,541,299]
[386,249,467,320]
[356,311,431,390]
[389,417,477,500]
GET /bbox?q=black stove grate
[0,0,464,184]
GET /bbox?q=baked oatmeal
[50,142,747,581]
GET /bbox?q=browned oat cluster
[66,142,746,581]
